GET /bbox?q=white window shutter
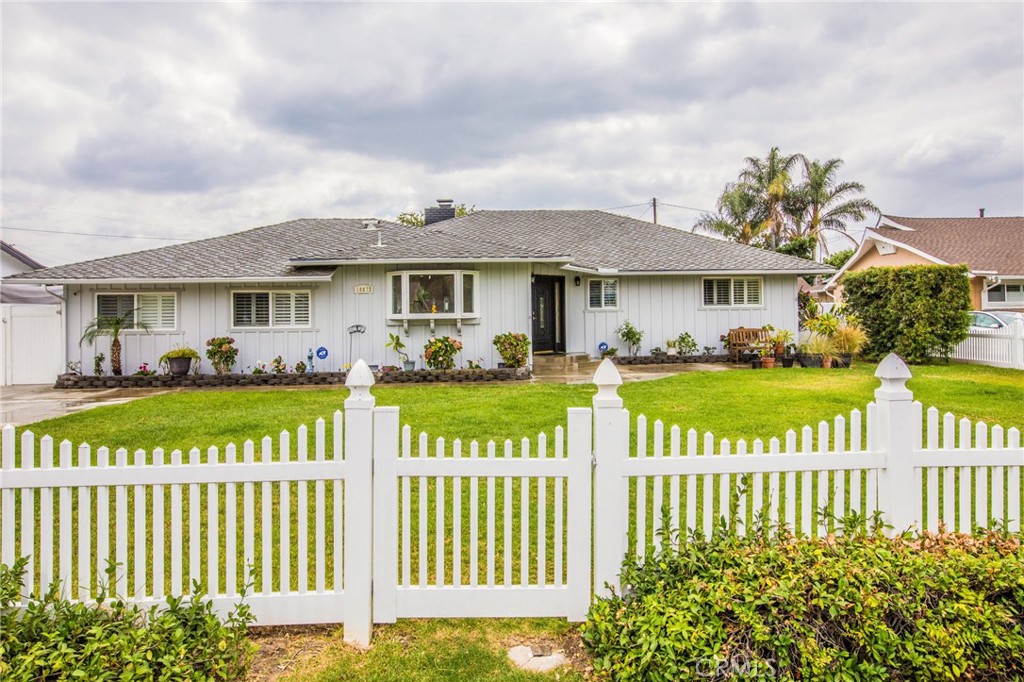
[293,293,311,325]
[273,293,293,326]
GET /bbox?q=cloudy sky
[2,2,1022,267]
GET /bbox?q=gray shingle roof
[8,210,831,283]
[296,210,830,274]
[8,219,407,282]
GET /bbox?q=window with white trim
[95,293,177,330]
[702,277,763,307]
[987,282,1024,304]
[388,271,479,319]
[232,291,311,328]
[587,278,618,310]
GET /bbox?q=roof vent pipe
[979,208,985,218]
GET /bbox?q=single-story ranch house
[7,202,831,374]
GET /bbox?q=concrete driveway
[0,384,172,427]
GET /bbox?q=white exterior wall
[532,265,799,357]
[64,262,533,373]
[63,267,797,372]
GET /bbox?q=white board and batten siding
[532,266,799,357]
[62,263,532,374]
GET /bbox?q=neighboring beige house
[825,214,1024,310]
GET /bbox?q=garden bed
[611,354,731,365]
[53,368,530,389]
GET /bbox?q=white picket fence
[1,354,1021,647]
[952,317,1024,369]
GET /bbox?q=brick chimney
[979,208,985,218]
[424,199,457,225]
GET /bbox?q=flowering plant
[422,336,463,370]
[206,337,238,375]
[133,363,156,376]
[252,362,267,375]
[270,355,287,374]
[492,332,530,368]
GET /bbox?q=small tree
[80,310,148,376]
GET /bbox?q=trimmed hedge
[0,559,255,681]
[582,523,1024,681]
[841,265,971,362]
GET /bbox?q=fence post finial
[345,359,375,402]
[874,352,913,402]
[593,358,623,406]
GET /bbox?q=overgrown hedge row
[841,264,971,362]
[0,559,255,681]
[582,522,1024,681]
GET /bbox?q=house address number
[354,284,373,294]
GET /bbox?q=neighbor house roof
[870,215,1023,275]
[8,210,831,284]
[2,240,46,270]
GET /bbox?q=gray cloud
[1,2,1021,267]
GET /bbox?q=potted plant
[493,332,530,369]
[750,353,762,369]
[769,328,794,359]
[759,345,776,369]
[159,346,201,377]
[781,343,797,368]
[801,334,839,368]
[832,324,868,368]
[386,332,416,370]
[665,339,678,356]
[206,337,239,375]
[614,320,645,356]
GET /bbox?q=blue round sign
[598,341,609,352]
[316,346,329,360]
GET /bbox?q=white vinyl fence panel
[952,318,1024,369]
[1,354,1022,646]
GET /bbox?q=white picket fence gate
[1,354,1021,646]
[952,316,1024,370]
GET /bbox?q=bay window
[389,270,479,319]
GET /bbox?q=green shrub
[581,522,1024,681]
[841,265,971,362]
[492,332,531,368]
[0,558,255,681]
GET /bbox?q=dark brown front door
[531,275,565,354]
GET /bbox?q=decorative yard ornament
[307,348,315,373]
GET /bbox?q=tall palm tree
[693,183,764,245]
[794,157,879,257]
[80,309,149,376]
[738,147,805,249]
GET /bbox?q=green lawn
[21,362,1024,454]
[7,361,1023,680]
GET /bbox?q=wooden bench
[727,327,771,362]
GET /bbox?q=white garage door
[2,304,64,385]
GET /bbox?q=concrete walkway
[0,385,173,427]
[533,361,740,384]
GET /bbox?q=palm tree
[693,183,765,245]
[80,309,149,376]
[794,157,879,258]
[738,147,805,249]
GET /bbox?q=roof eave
[290,256,573,266]
[1,275,337,285]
